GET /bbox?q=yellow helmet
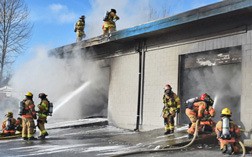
[25,92,33,97]
[221,107,232,116]
[6,112,13,118]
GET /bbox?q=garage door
[179,46,242,124]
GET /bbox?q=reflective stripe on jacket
[38,99,49,119]
[163,93,181,109]
[22,99,36,119]
[75,20,85,31]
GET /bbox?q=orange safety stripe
[22,115,33,118]
[218,138,236,143]
[3,130,15,134]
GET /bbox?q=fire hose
[239,140,246,157]
[110,119,200,157]
[111,120,247,157]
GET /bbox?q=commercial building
[53,0,252,143]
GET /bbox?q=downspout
[140,44,146,125]
[134,42,142,131]
[134,40,146,131]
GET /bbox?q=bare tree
[0,0,32,85]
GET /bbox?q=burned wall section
[179,46,242,124]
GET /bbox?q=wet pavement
[0,118,251,157]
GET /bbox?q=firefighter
[20,92,37,140]
[15,117,22,134]
[162,84,181,135]
[102,9,120,35]
[37,93,49,139]
[185,93,215,138]
[215,108,241,155]
[200,93,215,118]
[74,15,85,42]
[199,93,216,133]
[2,112,16,136]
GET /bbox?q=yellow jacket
[38,99,49,119]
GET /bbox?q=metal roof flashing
[110,0,252,40]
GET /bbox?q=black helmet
[80,15,85,19]
[38,93,47,99]
[110,9,116,13]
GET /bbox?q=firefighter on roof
[74,15,86,42]
[102,9,119,35]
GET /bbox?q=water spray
[212,95,218,109]
[53,81,91,114]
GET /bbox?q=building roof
[52,0,252,55]
[0,86,12,92]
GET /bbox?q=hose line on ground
[239,140,246,157]
[111,120,199,157]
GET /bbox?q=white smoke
[84,0,221,38]
[8,45,109,122]
[181,47,242,124]
[85,0,172,38]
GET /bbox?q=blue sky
[13,0,221,70]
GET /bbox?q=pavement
[0,118,251,157]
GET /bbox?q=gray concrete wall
[108,52,139,129]
[142,47,179,130]
[241,25,252,141]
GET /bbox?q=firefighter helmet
[221,108,232,116]
[25,92,33,97]
[111,9,117,14]
[6,112,13,118]
[199,93,214,106]
[80,15,85,19]
[38,93,47,99]
[164,84,172,90]
[199,93,209,101]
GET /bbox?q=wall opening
[179,46,242,124]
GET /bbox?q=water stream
[212,95,218,109]
[53,81,91,114]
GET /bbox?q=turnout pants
[37,118,48,136]
[22,118,35,138]
[185,108,198,134]
[163,108,176,131]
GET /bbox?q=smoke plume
[8,45,109,122]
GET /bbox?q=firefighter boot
[38,132,49,139]
[164,130,171,135]
[28,136,37,140]
[188,134,194,139]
